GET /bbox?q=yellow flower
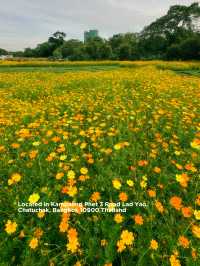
[101,239,108,246]
[11,173,22,182]
[191,139,200,150]
[126,179,134,187]
[169,255,181,266]
[8,179,14,185]
[29,237,38,249]
[121,230,134,245]
[67,186,78,197]
[114,143,121,150]
[114,214,123,224]
[194,210,200,220]
[140,180,147,189]
[155,200,164,213]
[60,155,67,161]
[150,239,158,250]
[80,142,87,149]
[28,193,40,203]
[80,167,88,175]
[37,211,45,219]
[192,224,200,238]
[32,141,40,146]
[112,179,121,190]
[117,239,126,252]
[5,220,17,234]
[67,170,76,179]
[8,173,22,185]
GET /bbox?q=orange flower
[90,192,101,202]
[67,227,80,253]
[56,172,64,180]
[61,186,68,194]
[133,214,144,225]
[178,236,190,248]
[119,192,128,202]
[191,224,200,238]
[153,167,161,174]
[181,207,193,218]
[59,221,69,232]
[34,228,43,239]
[170,196,182,210]
[29,150,38,159]
[191,249,197,260]
[148,189,156,198]
[51,136,61,143]
[29,237,38,249]
[11,143,20,149]
[150,239,158,250]
[155,200,164,213]
[138,160,148,167]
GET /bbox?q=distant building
[84,30,99,42]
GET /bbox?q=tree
[61,40,83,58]
[0,48,8,56]
[35,42,55,57]
[141,2,200,38]
[166,35,200,60]
[48,31,66,48]
[140,2,200,58]
[23,48,36,57]
[85,37,112,60]
[109,33,139,60]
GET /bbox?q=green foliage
[166,36,200,60]
[0,48,8,56]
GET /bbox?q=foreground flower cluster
[0,61,199,265]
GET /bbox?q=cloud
[0,0,196,50]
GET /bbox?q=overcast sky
[0,0,196,51]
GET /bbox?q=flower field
[0,61,200,266]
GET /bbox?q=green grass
[173,69,200,77]
[0,65,121,73]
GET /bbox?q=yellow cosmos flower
[28,193,40,203]
[32,141,40,146]
[114,143,121,150]
[112,179,121,190]
[60,155,67,161]
[29,237,38,249]
[67,170,76,179]
[8,173,22,185]
[80,142,87,149]
[192,224,200,238]
[191,139,200,150]
[150,239,158,250]
[114,214,123,224]
[37,211,45,219]
[126,179,134,187]
[121,230,134,245]
[194,210,200,220]
[5,220,17,234]
[67,186,78,197]
[80,167,88,175]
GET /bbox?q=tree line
[1,2,200,61]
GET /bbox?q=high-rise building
[84,30,99,42]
